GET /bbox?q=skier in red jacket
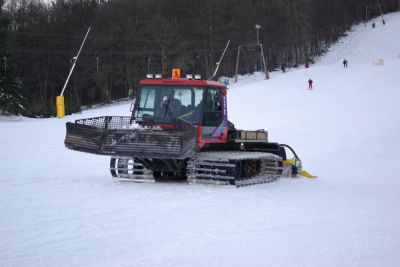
[308,78,313,90]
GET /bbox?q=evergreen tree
[0,65,25,115]
[0,3,25,115]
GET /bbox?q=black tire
[153,171,163,181]
[153,171,187,182]
[117,158,129,175]
[235,160,243,178]
[110,158,117,177]
[243,160,257,178]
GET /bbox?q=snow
[1,12,400,267]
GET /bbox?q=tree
[0,2,25,115]
[0,65,25,115]
[1,0,398,117]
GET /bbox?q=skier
[343,59,348,68]
[308,79,313,90]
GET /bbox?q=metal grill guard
[65,116,196,159]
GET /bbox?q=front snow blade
[299,170,317,178]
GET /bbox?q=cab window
[202,89,223,137]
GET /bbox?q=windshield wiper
[163,91,175,118]
[176,116,191,125]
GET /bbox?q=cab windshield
[133,85,205,124]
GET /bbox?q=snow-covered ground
[1,12,400,267]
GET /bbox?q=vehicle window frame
[133,85,206,124]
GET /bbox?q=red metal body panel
[196,126,228,149]
[140,79,226,88]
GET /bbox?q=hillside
[1,12,400,267]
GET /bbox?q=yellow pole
[56,96,65,118]
[57,27,91,118]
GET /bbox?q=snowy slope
[1,12,400,267]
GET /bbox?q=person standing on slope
[343,59,348,68]
[308,78,313,90]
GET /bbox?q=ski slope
[1,12,400,267]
